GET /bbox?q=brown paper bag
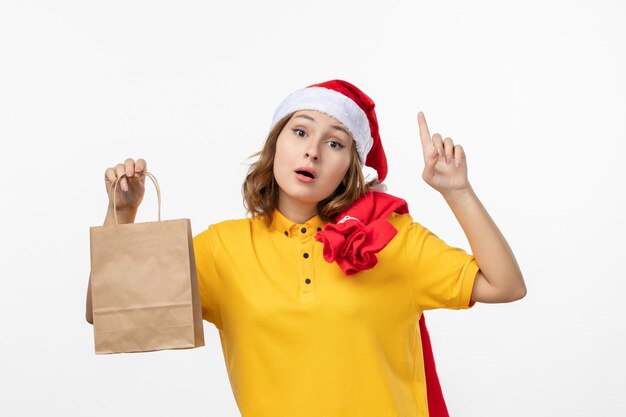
[89,171,204,354]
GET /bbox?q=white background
[1,1,624,416]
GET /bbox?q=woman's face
[273,109,353,214]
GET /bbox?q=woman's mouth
[294,169,316,183]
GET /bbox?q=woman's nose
[304,144,319,160]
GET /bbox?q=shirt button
[303,252,309,259]
[305,278,311,284]
[301,227,306,234]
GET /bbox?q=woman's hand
[417,111,471,198]
[104,158,148,213]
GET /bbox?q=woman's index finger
[417,111,432,151]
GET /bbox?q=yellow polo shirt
[193,209,479,417]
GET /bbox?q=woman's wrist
[442,185,476,206]
[104,205,137,225]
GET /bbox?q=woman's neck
[277,195,318,224]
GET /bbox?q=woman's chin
[278,188,323,206]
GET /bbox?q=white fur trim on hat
[270,86,374,165]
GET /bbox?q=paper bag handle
[111,171,161,225]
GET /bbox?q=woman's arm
[416,111,526,303]
[443,186,526,303]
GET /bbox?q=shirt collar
[271,208,326,238]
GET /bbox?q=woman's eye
[292,128,306,138]
[328,141,345,149]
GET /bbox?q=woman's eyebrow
[293,114,350,137]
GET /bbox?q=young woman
[87,79,526,417]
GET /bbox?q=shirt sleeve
[192,226,222,329]
[404,218,480,311]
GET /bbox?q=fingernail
[126,170,133,177]
[446,156,451,164]
[437,148,442,157]
[122,182,128,191]
[455,159,461,168]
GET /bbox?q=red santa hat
[269,79,388,183]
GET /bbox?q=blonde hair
[242,112,381,227]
